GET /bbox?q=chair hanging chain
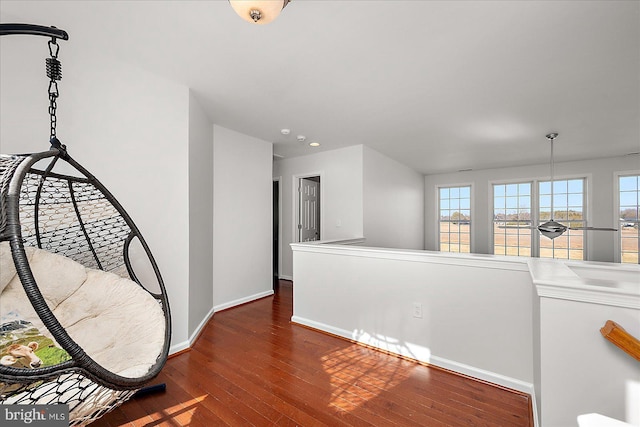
[46,37,62,144]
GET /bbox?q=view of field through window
[439,186,471,253]
[439,176,638,264]
[620,175,639,264]
[493,182,532,257]
[538,179,585,260]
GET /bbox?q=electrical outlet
[412,302,423,318]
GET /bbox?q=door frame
[273,176,282,280]
[293,171,324,243]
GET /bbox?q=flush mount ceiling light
[229,0,291,25]
[309,142,320,147]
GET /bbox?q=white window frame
[614,170,640,264]
[537,176,587,260]
[490,180,534,257]
[436,183,473,253]
[489,175,588,259]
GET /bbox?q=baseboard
[169,292,273,356]
[428,354,534,396]
[169,340,189,355]
[279,274,293,281]
[189,306,216,347]
[214,289,274,312]
[291,315,538,426]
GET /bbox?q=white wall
[539,297,640,426]
[188,92,214,337]
[291,244,535,394]
[363,146,424,249]
[424,155,640,262]
[273,145,364,279]
[212,125,273,310]
[0,36,191,351]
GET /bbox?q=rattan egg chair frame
[0,24,171,426]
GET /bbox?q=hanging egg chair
[0,24,171,426]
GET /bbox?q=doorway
[297,176,321,242]
[273,178,280,288]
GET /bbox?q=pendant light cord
[550,135,554,220]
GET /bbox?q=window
[491,178,586,260]
[493,182,532,257]
[619,174,639,264]
[538,178,585,260]
[439,185,471,253]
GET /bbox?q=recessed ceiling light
[297,135,306,142]
[280,129,290,135]
[309,142,320,147]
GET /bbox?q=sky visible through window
[439,186,471,253]
[539,178,585,260]
[493,182,532,257]
[619,175,639,264]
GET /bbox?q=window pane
[539,178,586,260]
[520,247,532,257]
[553,180,567,194]
[568,194,583,208]
[493,182,532,258]
[619,175,640,264]
[553,194,568,210]
[540,195,551,209]
[620,176,638,191]
[439,185,471,253]
[519,183,531,196]
[506,184,518,196]
[568,179,583,193]
[621,191,638,207]
[620,208,638,220]
[569,210,583,221]
[539,181,551,195]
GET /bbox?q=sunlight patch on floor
[351,330,432,363]
[321,345,415,412]
[136,394,208,426]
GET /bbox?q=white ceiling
[1,1,638,175]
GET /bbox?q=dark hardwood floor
[96,280,532,426]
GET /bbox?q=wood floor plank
[96,280,532,426]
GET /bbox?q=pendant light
[538,132,567,240]
[229,0,290,25]
[500,133,617,237]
